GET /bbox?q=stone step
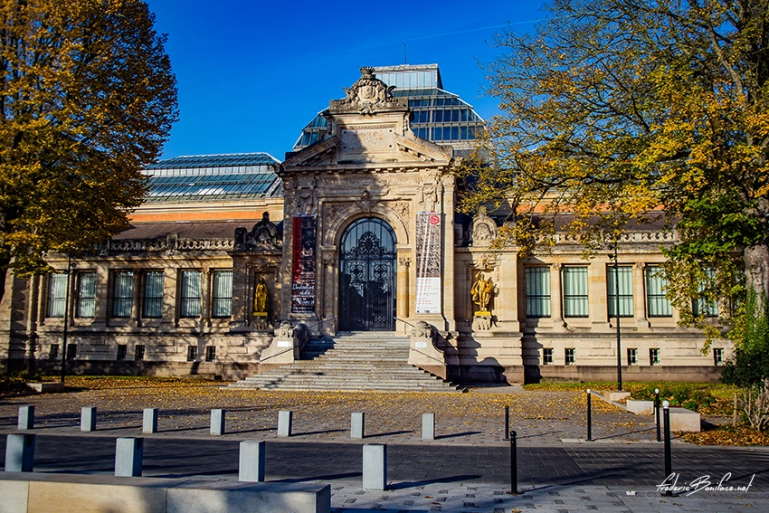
[228,333,460,392]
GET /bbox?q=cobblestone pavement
[0,381,663,446]
[2,379,767,512]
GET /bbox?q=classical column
[201,268,212,329]
[37,275,48,327]
[26,275,40,334]
[397,256,410,321]
[163,267,177,328]
[633,262,649,328]
[228,259,248,330]
[551,263,564,327]
[131,271,141,327]
[322,251,336,334]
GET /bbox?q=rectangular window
[47,273,67,317]
[49,344,59,360]
[187,345,197,362]
[607,266,634,318]
[565,348,575,365]
[66,344,77,360]
[543,348,553,365]
[143,271,164,318]
[180,271,202,318]
[563,266,589,317]
[135,345,145,361]
[646,266,672,317]
[693,267,718,318]
[212,270,233,318]
[650,348,660,366]
[714,348,724,366]
[525,267,551,318]
[112,271,134,318]
[627,348,638,365]
[205,346,216,362]
[116,344,127,361]
[76,272,97,318]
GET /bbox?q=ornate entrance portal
[339,218,397,331]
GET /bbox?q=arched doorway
[339,218,397,331]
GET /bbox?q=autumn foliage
[0,0,177,287]
[460,0,769,338]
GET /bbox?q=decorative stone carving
[470,207,497,247]
[330,67,406,114]
[360,189,375,214]
[408,321,446,376]
[251,258,269,272]
[108,236,234,254]
[325,203,349,227]
[234,212,282,251]
[418,180,440,212]
[276,321,294,339]
[398,256,411,266]
[474,315,492,331]
[391,201,410,222]
[294,177,316,215]
[411,320,433,339]
[259,321,309,365]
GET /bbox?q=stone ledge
[626,399,654,415]
[26,383,65,394]
[655,407,702,432]
[0,472,331,513]
[602,390,631,402]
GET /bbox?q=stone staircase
[229,332,462,392]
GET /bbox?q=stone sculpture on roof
[330,67,406,114]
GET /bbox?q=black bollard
[655,388,661,442]
[663,401,672,496]
[504,406,510,441]
[586,389,593,442]
[509,430,518,495]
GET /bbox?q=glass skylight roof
[293,65,485,152]
[145,152,278,170]
[143,153,281,202]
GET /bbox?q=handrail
[410,347,447,367]
[395,317,418,329]
[259,347,294,363]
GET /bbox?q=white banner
[415,212,442,314]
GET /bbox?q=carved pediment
[330,67,407,115]
[234,212,282,251]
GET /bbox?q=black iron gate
[339,218,397,331]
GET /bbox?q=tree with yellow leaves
[0,0,177,300]
[460,0,769,338]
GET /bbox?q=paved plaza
[2,379,769,512]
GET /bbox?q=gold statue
[254,276,268,315]
[471,272,494,313]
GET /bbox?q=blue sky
[144,1,548,161]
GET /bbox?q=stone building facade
[0,65,728,383]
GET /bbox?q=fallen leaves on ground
[684,425,769,446]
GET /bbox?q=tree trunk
[744,244,769,310]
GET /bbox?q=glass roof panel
[142,152,281,202]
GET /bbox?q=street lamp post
[59,255,75,384]
[612,243,623,392]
